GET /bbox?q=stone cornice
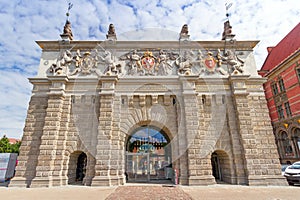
[29,77,51,84]
[36,40,259,51]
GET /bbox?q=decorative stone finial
[60,2,74,41]
[179,24,190,41]
[222,20,235,40]
[106,24,117,40]
[61,20,73,41]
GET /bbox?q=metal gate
[125,126,173,183]
[125,152,173,182]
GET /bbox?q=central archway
[125,125,172,183]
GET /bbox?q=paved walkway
[182,184,300,200]
[106,185,192,200]
[1,184,300,200]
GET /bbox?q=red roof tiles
[260,22,300,74]
[8,138,20,144]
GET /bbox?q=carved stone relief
[219,49,244,75]
[175,50,193,75]
[50,50,73,75]
[69,49,102,76]
[195,50,227,75]
[119,50,143,75]
[156,50,176,75]
[47,47,245,77]
[97,49,122,76]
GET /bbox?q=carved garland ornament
[48,48,244,77]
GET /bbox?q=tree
[0,135,21,154]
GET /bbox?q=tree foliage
[0,135,21,154]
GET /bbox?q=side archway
[211,150,232,184]
[67,151,87,185]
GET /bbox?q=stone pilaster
[230,75,287,185]
[51,95,72,186]
[176,76,194,185]
[92,76,118,186]
[225,95,248,185]
[9,83,48,187]
[247,78,287,186]
[186,94,216,185]
[109,95,124,185]
[113,96,126,185]
[175,97,188,185]
[190,94,217,185]
[230,75,258,185]
[179,76,216,185]
[30,76,68,187]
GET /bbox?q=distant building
[0,135,19,144]
[259,22,300,164]
[8,138,20,144]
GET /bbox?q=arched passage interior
[67,151,87,185]
[211,150,232,184]
[125,125,172,183]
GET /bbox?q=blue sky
[0,0,299,139]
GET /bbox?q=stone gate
[10,22,287,187]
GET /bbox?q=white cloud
[0,71,32,138]
[0,0,299,139]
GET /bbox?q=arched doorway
[76,152,87,182]
[67,151,87,185]
[211,152,221,180]
[292,128,300,158]
[125,125,172,183]
[280,131,293,157]
[211,150,232,184]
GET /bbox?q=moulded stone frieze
[40,40,259,79]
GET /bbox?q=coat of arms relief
[48,48,245,77]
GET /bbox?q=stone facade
[10,36,287,187]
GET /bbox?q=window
[293,128,300,151]
[71,95,75,103]
[278,78,286,92]
[296,68,300,82]
[282,133,293,156]
[284,102,292,117]
[296,60,300,81]
[277,104,284,119]
[271,83,279,95]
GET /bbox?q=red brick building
[259,22,300,164]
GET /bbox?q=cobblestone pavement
[105,185,193,200]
